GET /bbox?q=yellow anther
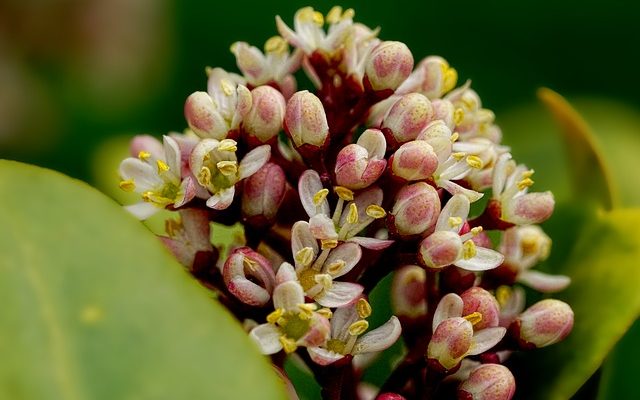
[138,150,151,161]
[119,179,135,192]
[521,169,535,179]
[156,159,170,173]
[348,320,369,336]
[326,6,343,24]
[357,298,372,319]
[243,256,258,272]
[334,186,354,201]
[452,152,466,161]
[198,166,212,186]
[517,178,534,191]
[450,132,460,143]
[218,139,238,152]
[220,79,235,96]
[313,188,329,205]
[366,205,387,219]
[321,239,338,250]
[265,35,288,54]
[466,155,484,169]
[142,191,154,202]
[470,226,484,236]
[342,8,355,20]
[295,247,315,267]
[315,274,333,290]
[312,10,324,25]
[299,7,324,26]
[462,240,477,259]
[317,308,333,319]
[267,308,285,324]
[326,260,346,275]
[347,203,359,224]
[496,286,512,308]
[217,160,238,176]
[298,303,317,320]
[279,336,298,354]
[463,311,483,326]
[443,67,458,94]
[454,108,465,126]
[448,216,463,227]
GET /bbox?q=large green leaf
[513,208,640,400]
[0,160,285,400]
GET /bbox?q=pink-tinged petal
[461,287,500,330]
[468,327,506,355]
[226,278,272,306]
[391,182,441,237]
[276,15,306,52]
[323,242,362,278]
[184,91,228,139]
[364,41,414,92]
[239,144,271,179]
[273,281,305,311]
[357,128,387,159]
[223,248,275,306]
[503,191,555,225]
[454,247,504,272]
[440,180,484,204]
[119,158,162,192]
[309,214,339,240]
[189,138,220,174]
[419,231,463,269]
[458,364,515,400]
[492,153,512,197]
[392,265,427,318]
[514,299,574,349]
[291,221,319,262]
[499,286,526,328]
[179,208,212,250]
[250,323,283,354]
[124,202,159,220]
[433,293,464,331]
[299,313,331,347]
[316,282,363,308]
[205,186,236,210]
[349,237,394,250]
[382,93,433,144]
[284,91,329,147]
[307,347,345,366]
[230,84,253,129]
[275,262,297,284]
[331,305,360,341]
[231,41,266,81]
[174,176,196,207]
[298,169,330,217]
[159,236,193,267]
[517,270,571,293]
[354,316,402,354]
[130,135,164,159]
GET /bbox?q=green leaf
[0,160,285,400]
[597,319,640,400]
[513,208,640,400]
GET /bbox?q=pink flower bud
[414,56,458,99]
[431,99,456,130]
[460,287,500,330]
[242,162,287,226]
[377,394,406,400]
[184,91,227,139]
[417,120,453,163]
[223,247,276,306]
[364,41,414,92]
[511,299,573,349]
[502,191,555,225]
[335,129,387,189]
[391,265,427,318]
[427,317,474,372]
[382,93,434,145]
[389,182,441,237]
[243,85,286,144]
[284,90,329,148]
[458,364,516,400]
[390,140,439,181]
[418,231,462,269]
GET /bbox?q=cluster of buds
[118,6,574,400]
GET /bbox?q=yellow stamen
[119,179,135,192]
[450,132,460,143]
[326,260,346,275]
[366,205,387,219]
[198,166,212,186]
[295,247,315,267]
[317,308,333,319]
[521,169,535,179]
[298,303,317,320]
[462,240,477,259]
[279,336,298,354]
[348,320,369,336]
[142,191,154,202]
[334,186,354,201]
[454,108,465,125]
[218,139,238,152]
[326,6,343,24]
[463,311,483,326]
[356,298,372,319]
[443,67,458,94]
[156,159,170,174]
[517,178,534,191]
[448,216,463,228]
[347,203,359,224]
[264,35,288,54]
[217,160,238,176]
[321,239,338,250]
[267,308,284,324]
[466,155,484,169]
[243,256,257,272]
[496,286,512,308]
[313,188,329,206]
[470,226,483,236]
[315,274,333,290]
[220,79,234,96]
[452,152,466,161]
[138,150,151,161]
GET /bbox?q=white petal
[357,129,386,159]
[299,169,329,217]
[162,135,182,175]
[433,293,463,331]
[119,158,162,192]
[468,327,506,355]
[249,323,283,354]
[349,237,394,250]
[276,262,298,284]
[291,221,319,263]
[454,247,504,272]
[316,282,363,308]
[226,277,271,306]
[354,316,402,354]
[273,281,305,311]
[124,202,159,220]
[436,194,470,233]
[309,214,339,240]
[190,139,220,173]
[518,270,571,293]
[439,180,484,204]
[130,135,163,159]
[307,347,345,366]
[174,177,196,207]
[239,145,271,179]
[492,153,512,197]
[331,305,359,341]
[205,186,236,210]
[323,242,362,278]
[231,84,253,129]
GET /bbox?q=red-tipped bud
[243,86,286,144]
[511,299,574,349]
[458,364,516,400]
[364,41,414,92]
[390,140,439,181]
[389,182,441,237]
[460,287,500,330]
[418,231,462,269]
[242,162,287,227]
[382,93,434,145]
[284,90,329,148]
[223,247,276,306]
[427,317,474,372]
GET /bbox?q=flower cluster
[119,6,574,399]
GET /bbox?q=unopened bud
[502,191,555,225]
[391,265,427,318]
[417,120,453,163]
[335,129,387,190]
[364,41,414,92]
[427,317,474,372]
[243,86,286,143]
[242,162,287,225]
[223,247,276,306]
[458,364,516,400]
[390,182,440,237]
[460,287,500,330]
[431,99,456,130]
[416,56,458,99]
[284,90,329,148]
[184,91,227,139]
[382,93,434,145]
[390,140,439,181]
[511,299,573,349]
[418,230,462,269]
